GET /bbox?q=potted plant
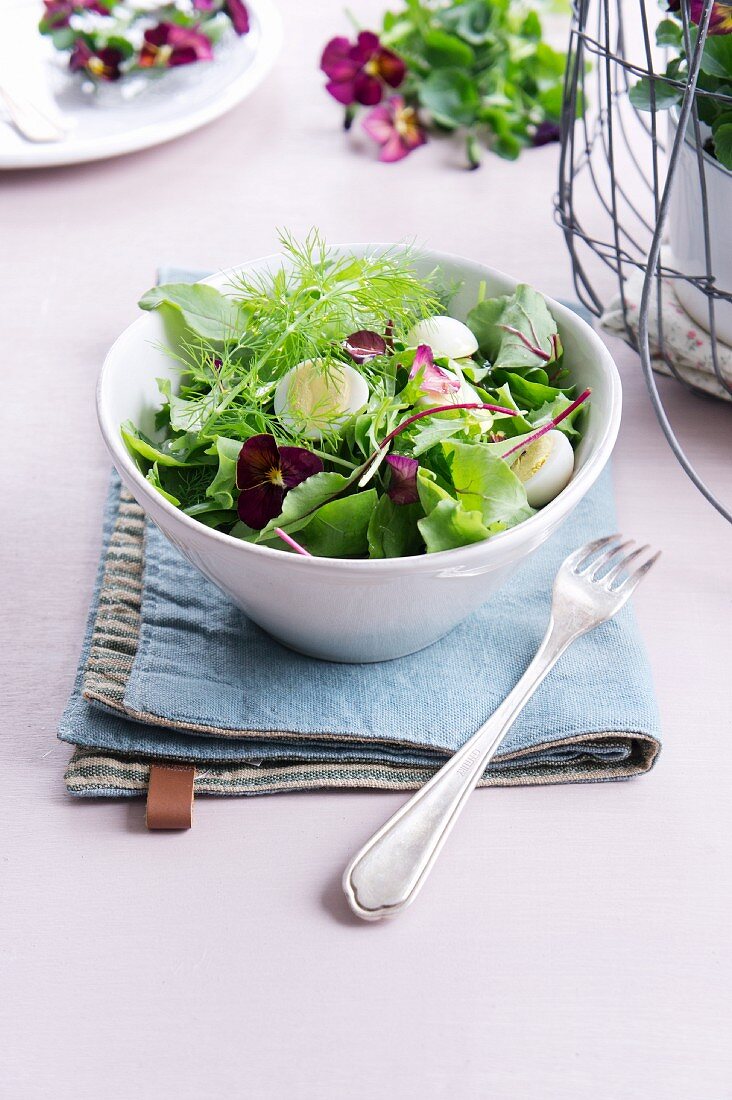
[630,2,732,344]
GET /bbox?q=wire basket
[556,0,732,523]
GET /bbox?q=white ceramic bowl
[98,246,622,662]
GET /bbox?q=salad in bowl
[100,235,620,661]
[122,232,591,561]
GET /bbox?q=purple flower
[225,0,250,35]
[321,31,406,107]
[69,39,124,81]
[692,0,732,31]
[362,96,427,163]
[669,0,732,33]
[191,0,250,32]
[532,120,561,146]
[40,0,108,31]
[386,454,419,505]
[139,23,214,69]
[409,345,461,400]
[344,329,387,363]
[236,434,323,529]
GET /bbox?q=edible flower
[139,23,214,68]
[236,434,323,529]
[669,0,732,32]
[692,0,732,31]
[532,120,562,146]
[40,0,108,31]
[321,31,405,107]
[69,40,124,81]
[362,96,427,162]
[386,454,419,505]
[409,344,461,400]
[193,0,250,35]
[344,329,387,363]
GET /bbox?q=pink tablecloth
[2,1,731,1096]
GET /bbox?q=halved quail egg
[406,316,479,361]
[273,359,369,441]
[509,430,575,507]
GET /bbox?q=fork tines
[571,534,661,593]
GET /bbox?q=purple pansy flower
[321,31,405,107]
[225,0,250,35]
[40,0,108,31]
[386,454,419,505]
[362,96,427,162]
[532,120,561,146]
[139,23,214,69]
[669,0,732,32]
[409,344,461,400]
[69,39,124,81]
[236,434,323,529]
[691,0,732,31]
[193,0,250,35]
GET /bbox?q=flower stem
[310,448,357,471]
[380,402,516,448]
[275,528,312,556]
[356,401,516,486]
[502,388,591,458]
[497,323,551,362]
[466,132,481,170]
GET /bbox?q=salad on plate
[123,232,590,559]
[39,0,250,85]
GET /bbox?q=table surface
[2,3,731,1097]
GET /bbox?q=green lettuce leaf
[416,467,454,512]
[367,495,424,558]
[529,394,583,437]
[145,462,180,505]
[156,378,217,434]
[443,441,534,527]
[418,499,495,553]
[121,422,191,467]
[258,472,352,539]
[299,490,378,557]
[139,282,246,342]
[205,436,243,510]
[467,285,559,371]
[494,371,564,411]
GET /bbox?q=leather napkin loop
[146,765,196,830]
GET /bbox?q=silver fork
[343,535,660,921]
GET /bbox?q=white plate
[0,0,282,169]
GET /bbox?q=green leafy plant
[629,4,732,170]
[320,0,570,168]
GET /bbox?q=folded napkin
[601,264,732,401]
[60,467,661,798]
[59,270,660,799]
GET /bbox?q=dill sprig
[200,229,440,439]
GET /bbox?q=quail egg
[273,359,369,440]
[406,316,479,361]
[509,430,575,507]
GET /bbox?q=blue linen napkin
[59,271,660,798]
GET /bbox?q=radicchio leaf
[386,454,420,504]
[344,329,387,363]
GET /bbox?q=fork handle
[343,618,575,920]
[0,84,65,143]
